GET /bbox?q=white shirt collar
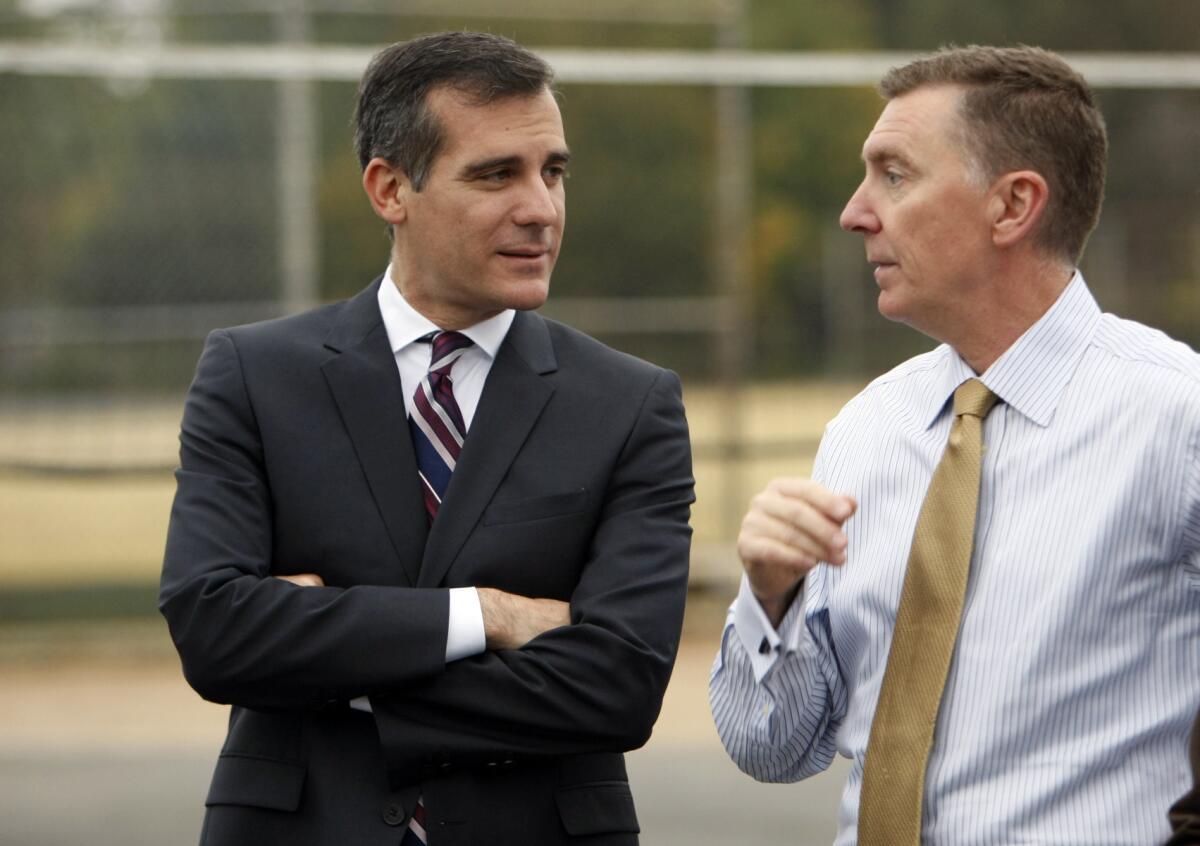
[376,264,515,359]
[921,271,1102,429]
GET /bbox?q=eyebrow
[863,144,913,170]
[460,149,572,177]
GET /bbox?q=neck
[949,257,1074,373]
[387,268,497,332]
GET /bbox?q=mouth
[870,259,897,284]
[497,246,551,260]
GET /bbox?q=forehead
[427,86,565,159]
[861,84,967,166]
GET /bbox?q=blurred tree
[0,0,1196,392]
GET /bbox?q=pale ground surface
[0,381,860,844]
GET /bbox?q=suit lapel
[321,277,427,586]
[418,311,558,588]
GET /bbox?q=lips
[498,246,550,258]
[870,258,897,287]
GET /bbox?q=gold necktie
[858,378,999,845]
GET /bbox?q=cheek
[909,207,966,261]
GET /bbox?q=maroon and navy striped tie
[409,330,473,521]
[403,330,472,845]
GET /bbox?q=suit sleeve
[370,369,694,779]
[159,329,450,710]
[1167,709,1200,844]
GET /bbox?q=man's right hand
[739,478,856,627]
[477,588,571,650]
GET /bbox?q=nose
[839,181,879,235]
[512,175,560,228]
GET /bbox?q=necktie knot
[428,331,473,376]
[424,333,475,379]
[953,378,999,420]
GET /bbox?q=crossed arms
[159,327,694,774]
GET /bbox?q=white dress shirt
[377,267,516,432]
[711,273,1200,844]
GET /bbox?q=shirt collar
[376,264,516,360]
[919,272,1102,430]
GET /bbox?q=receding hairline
[861,84,985,181]
[423,78,559,111]
[421,84,571,181]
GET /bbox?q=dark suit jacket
[1169,710,1200,845]
[159,278,694,846]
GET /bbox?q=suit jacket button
[382,802,406,826]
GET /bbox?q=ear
[988,170,1049,250]
[361,157,409,227]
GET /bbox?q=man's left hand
[276,572,325,587]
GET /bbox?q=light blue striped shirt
[711,274,1200,844]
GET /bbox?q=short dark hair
[353,31,554,191]
[881,44,1107,263]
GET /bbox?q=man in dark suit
[1170,712,1200,844]
[159,31,693,846]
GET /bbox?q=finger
[741,510,820,567]
[766,477,856,522]
[538,598,571,628]
[276,572,325,587]
[753,489,849,561]
[739,533,818,574]
[747,495,848,564]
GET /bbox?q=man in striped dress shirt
[710,45,1200,844]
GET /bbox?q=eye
[544,164,568,182]
[481,168,512,183]
[884,169,903,186]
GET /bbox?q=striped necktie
[402,330,472,846]
[858,378,999,845]
[409,330,473,520]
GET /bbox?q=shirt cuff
[446,586,486,663]
[732,573,807,682]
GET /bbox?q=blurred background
[1,1,1197,843]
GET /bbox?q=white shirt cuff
[348,587,486,715]
[446,586,486,663]
[732,573,808,682]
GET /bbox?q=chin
[876,290,909,325]
[504,279,551,312]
